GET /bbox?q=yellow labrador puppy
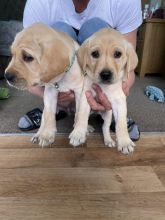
[69,28,138,154]
[5,23,84,147]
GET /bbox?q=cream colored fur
[5,23,84,147]
[69,28,138,154]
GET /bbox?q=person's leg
[51,21,78,42]
[78,17,110,44]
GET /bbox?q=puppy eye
[91,50,100,58]
[114,51,122,59]
[22,51,34,62]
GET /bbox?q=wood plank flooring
[0,133,165,220]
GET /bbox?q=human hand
[58,91,75,106]
[85,72,135,112]
[85,84,112,111]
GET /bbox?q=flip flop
[127,118,140,141]
[93,114,140,141]
[0,87,10,99]
[110,117,140,141]
[18,108,42,131]
[18,108,68,131]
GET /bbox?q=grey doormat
[0,75,165,133]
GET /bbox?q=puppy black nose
[5,72,15,82]
[100,69,113,82]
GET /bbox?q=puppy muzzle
[5,72,16,83]
[99,69,113,84]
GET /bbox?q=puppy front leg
[73,88,83,126]
[113,98,135,154]
[101,110,115,148]
[32,85,58,147]
[69,90,90,147]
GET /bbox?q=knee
[80,17,109,30]
[78,17,110,44]
[84,17,109,25]
[51,21,77,41]
[51,21,69,29]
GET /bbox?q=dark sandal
[127,118,140,141]
[18,108,42,131]
[18,108,68,131]
[110,117,140,141]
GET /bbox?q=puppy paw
[104,138,116,148]
[69,129,87,147]
[117,138,135,154]
[31,132,55,147]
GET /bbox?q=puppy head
[77,28,138,84]
[5,23,73,90]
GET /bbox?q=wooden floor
[0,133,165,220]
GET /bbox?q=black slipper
[18,108,68,131]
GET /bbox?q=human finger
[92,84,112,110]
[58,91,75,102]
[85,90,105,111]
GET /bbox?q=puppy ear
[124,42,138,80]
[39,39,70,82]
[77,40,89,72]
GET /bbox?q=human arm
[121,29,137,96]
